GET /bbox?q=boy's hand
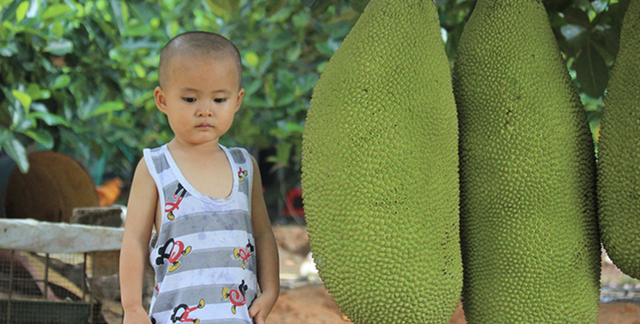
[123,307,153,324]
[248,291,278,324]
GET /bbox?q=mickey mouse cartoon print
[233,240,254,270]
[222,280,248,315]
[170,299,205,324]
[156,238,192,272]
[165,183,187,220]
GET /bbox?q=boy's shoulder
[140,144,253,167]
[143,144,167,156]
[222,145,253,166]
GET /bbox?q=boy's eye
[214,98,227,103]
[182,97,196,103]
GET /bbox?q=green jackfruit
[452,0,600,322]
[597,0,640,280]
[301,0,461,323]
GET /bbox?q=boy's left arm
[248,155,280,324]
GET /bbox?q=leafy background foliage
[0,0,631,216]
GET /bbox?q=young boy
[119,31,279,324]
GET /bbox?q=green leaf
[0,43,18,57]
[90,101,124,117]
[292,10,311,28]
[276,141,293,166]
[310,0,332,16]
[134,64,146,78]
[267,4,292,22]
[244,51,259,69]
[316,61,327,73]
[266,0,288,17]
[2,89,25,128]
[562,7,591,29]
[286,44,302,62]
[204,0,239,13]
[267,33,296,50]
[169,20,179,37]
[31,111,70,126]
[244,79,263,96]
[24,129,54,149]
[51,74,71,89]
[258,56,272,75]
[41,4,72,20]
[15,1,29,23]
[332,8,360,22]
[276,92,295,107]
[299,74,318,93]
[269,127,288,139]
[132,90,154,107]
[27,84,50,101]
[559,24,588,56]
[30,102,48,113]
[11,90,31,112]
[0,131,29,173]
[44,39,74,55]
[110,0,126,35]
[315,42,336,57]
[243,96,271,108]
[203,0,226,16]
[608,1,632,27]
[12,117,32,132]
[574,44,609,98]
[52,21,64,37]
[286,121,304,133]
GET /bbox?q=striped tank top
[144,144,257,324]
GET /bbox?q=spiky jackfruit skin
[301,0,462,323]
[452,0,600,322]
[597,0,640,280]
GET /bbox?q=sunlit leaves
[204,0,239,16]
[15,1,29,23]
[1,0,623,187]
[41,4,73,21]
[30,111,69,127]
[244,51,260,69]
[11,90,31,112]
[90,101,125,119]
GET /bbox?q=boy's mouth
[196,123,213,128]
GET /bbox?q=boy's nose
[197,105,214,117]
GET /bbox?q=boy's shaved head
[158,31,243,88]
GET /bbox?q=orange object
[284,186,304,217]
[96,178,122,206]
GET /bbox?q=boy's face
[154,54,244,147]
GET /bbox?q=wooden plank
[0,218,123,253]
[21,252,84,300]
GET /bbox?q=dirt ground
[270,224,640,324]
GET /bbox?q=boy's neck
[167,138,223,156]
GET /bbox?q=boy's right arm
[119,158,158,324]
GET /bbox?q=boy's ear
[154,86,168,113]
[234,88,245,112]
